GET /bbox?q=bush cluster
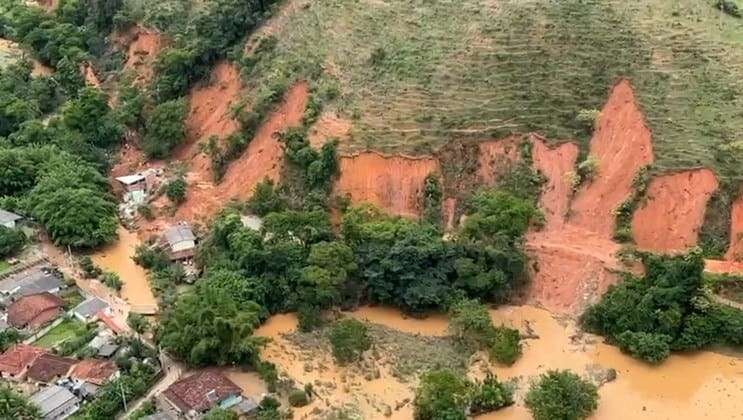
[328,318,371,364]
[524,370,598,420]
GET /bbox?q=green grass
[60,290,85,310]
[0,260,9,274]
[33,319,89,349]
[235,0,743,250]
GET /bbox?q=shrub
[716,0,742,17]
[142,99,187,158]
[288,388,309,407]
[487,326,521,365]
[615,331,671,364]
[203,408,238,420]
[328,318,371,364]
[101,271,123,291]
[133,245,170,271]
[297,304,323,332]
[0,226,25,258]
[256,361,278,393]
[414,369,471,420]
[166,177,187,204]
[247,178,286,216]
[422,174,442,227]
[79,256,102,278]
[524,370,599,420]
[577,155,599,182]
[470,373,514,415]
[138,204,154,220]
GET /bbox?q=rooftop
[73,297,109,319]
[30,385,78,417]
[0,266,63,298]
[164,224,196,247]
[7,292,64,329]
[69,359,117,386]
[115,174,146,185]
[0,208,22,224]
[0,344,46,376]
[27,353,76,383]
[163,370,242,414]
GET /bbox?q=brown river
[254,306,743,420]
[91,226,158,313]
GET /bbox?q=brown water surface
[92,226,158,313]
[257,306,743,419]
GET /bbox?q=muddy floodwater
[92,226,158,313]
[256,306,743,419]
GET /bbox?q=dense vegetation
[155,183,535,366]
[448,298,521,365]
[524,370,599,420]
[328,318,371,364]
[413,369,513,420]
[0,225,24,257]
[582,250,743,363]
[0,386,40,419]
[0,1,123,248]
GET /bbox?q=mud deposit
[308,112,352,149]
[121,26,163,85]
[632,169,718,253]
[477,137,521,186]
[256,306,743,420]
[91,226,157,313]
[524,81,651,313]
[334,152,439,218]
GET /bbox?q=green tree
[414,369,471,420]
[202,408,238,420]
[524,370,598,420]
[247,178,286,216]
[462,189,538,243]
[158,286,265,366]
[0,329,24,352]
[0,226,26,258]
[165,177,187,204]
[101,271,123,291]
[141,99,186,158]
[470,373,514,415]
[61,87,121,148]
[328,318,371,364]
[0,386,41,419]
[127,312,149,335]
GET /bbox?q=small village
[0,180,265,420]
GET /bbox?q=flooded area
[256,306,743,420]
[91,226,158,313]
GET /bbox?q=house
[72,297,109,322]
[115,169,159,204]
[26,353,76,384]
[162,370,242,419]
[68,359,117,387]
[87,330,119,358]
[162,223,196,261]
[240,214,263,232]
[7,292,64,330]
[96,311,124,335]
[0,208,22,229]
[0,265,63,301]
[30,385,80,420]
[0,344,46,380]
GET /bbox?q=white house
[163,223,196,261]
[0,209,22,229]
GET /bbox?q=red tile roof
[0,344,46,377]
[26,353,76,383]
[163,370,241,413]
[96,311,123,335]
[7,292,64,329]
[69,359,117,386]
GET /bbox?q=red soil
[308,112,352,149]
[81,62,101,88]
[160,82,308,228]
[530,137,579,229]
[181,61,242,156]
[121,27,163,85]
[705,259,743,275]
[725,195,743,261]
[569,80,654,237]
[477,136,521,185]
[524,80,652,314]
[632,169,718,253]
[334,152,439,219]
[34,0,57,11]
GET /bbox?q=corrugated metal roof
[30,385,78,416]
[73,297,109,319]
[0,209,22,224]
[164,224,195,247]
[115,174,146,185]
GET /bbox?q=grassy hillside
[240,0,743,175]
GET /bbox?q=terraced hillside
[241,0,743,170]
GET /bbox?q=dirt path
[631,169,718,253]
